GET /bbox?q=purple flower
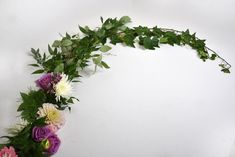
[45,134,61,155]
[32,126,52,142]
[52,73,62,84]
[35,73,53,92]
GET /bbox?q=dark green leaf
[100,16,104,23]
[28,64,39,67]
[143,37,154,50]
[210,54,217,60]
[32,69,44,74]
[48,45,54,55]
[221,68,230,73]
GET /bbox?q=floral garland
[0,16,231,156]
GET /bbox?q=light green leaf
[54,63,64,72]
[61,39,73,47]
[104,23,113,30]
[92,55,102,65]
[99,45,112,52]
[119,16,131,24]
[160,37,168,43]
[52,40,61,47]
[101,61,110,69]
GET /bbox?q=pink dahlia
[0,146,18,157]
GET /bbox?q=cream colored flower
[54,74,72,101]
[37,103,65,128]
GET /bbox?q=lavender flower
[45,134,61,155]
[32,126,52,142]
[35,73,53,92]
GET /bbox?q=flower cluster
[0,146,18,157]
[36,73,72,101]
[32,126,61,155]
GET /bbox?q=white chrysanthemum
[37,103,65,128]
[54,74,72,101]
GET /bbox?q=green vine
[0,16,231,157]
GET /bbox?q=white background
[0,0,235,157]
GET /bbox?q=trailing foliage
[0,16,231,157]
[30,16,231,75]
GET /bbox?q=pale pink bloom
[46,124,59,133]
[0,146,18,157]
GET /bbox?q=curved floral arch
[0,16,231,156]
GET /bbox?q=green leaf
[32,69,44,74]
[52,40,61,47]
[221,68,230,73]
[159,37,168,43]
[28,64,39,67]
[92,55,102,65]
[152,36,159,47]
[54,63,64,72]
[101,61,110,69]
[104,23,113,30]
[97,29,105,38]
[119,16,131,24]
[79,26,88,34]
[20,92,27,98]
[100,16,104,23]
[123,34,135,47]
[61,39,73,47]
[210,54,217,60]
[17,90,46,122]
[99,45,112,52]
[119,25,127,31]
[48,45,54,55]
[143,37,154,50]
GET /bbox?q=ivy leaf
[123,34,135,47]
[99,45,112,52]
[119,16,131,24]
[221,68,230,73]
[152,36,159,47]
[143,37,154,50]
[210,54,217,60]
